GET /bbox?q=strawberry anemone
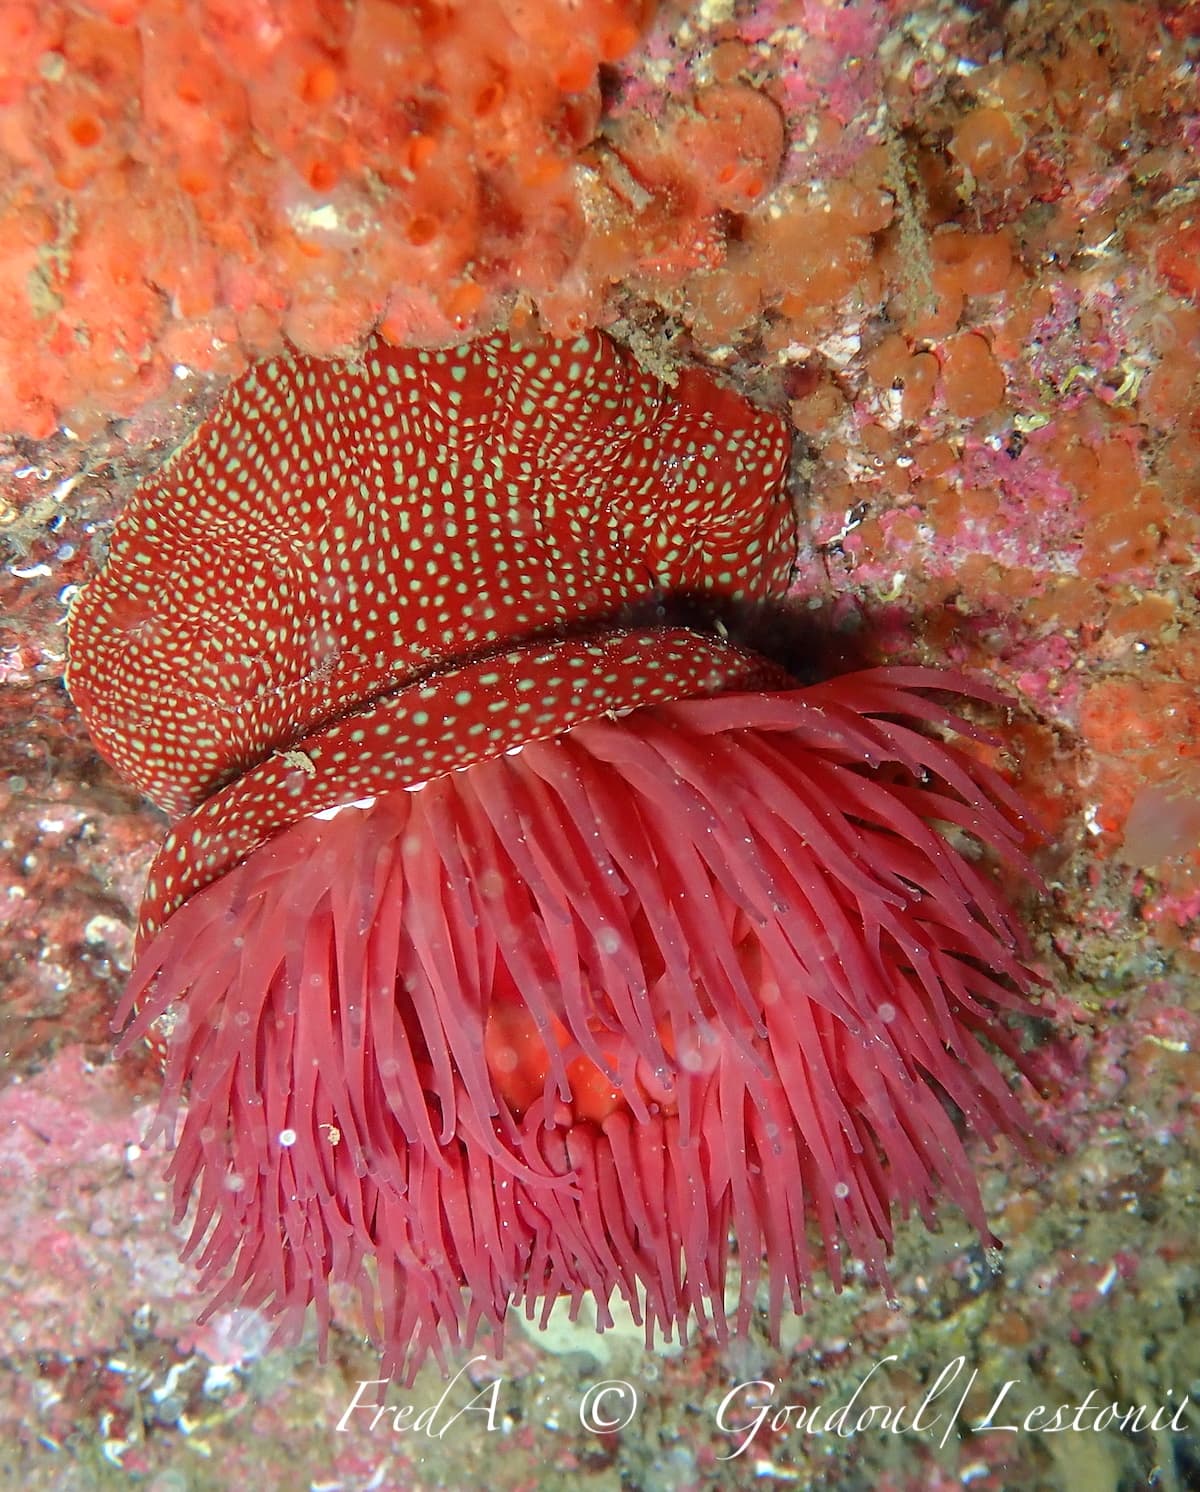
[66,329,1043,1379]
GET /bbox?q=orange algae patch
[750,178,892,337]
[1122,769,1200,872]
[1079,487,1167,579]
[865,334,940,424]
[686,267,765,349]
[984,60,1049,117]
[901,276,963,342]
[1079,677,1200,847]
[886,224,1017,344]
[1000,718,1072,842]
[1104,593,1178,651]
[1050,429,1167,581]
[1155,207,1200,303]
[681,159,896,354]
[913,440,957,480]
[788,377,848,442]
[555,45,601,95]
[1023,578,1104,634]
[938,332,1006,419]
[932,228,1013,298]
[598,83,787,290]
[677,83,785,212]
[864,334,909,389]
[950,106,1025,189]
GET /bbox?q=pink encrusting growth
[66,328,1044,1378]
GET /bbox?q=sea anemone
[66,329,1042,1379]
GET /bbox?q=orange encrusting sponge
[0,0,657,438]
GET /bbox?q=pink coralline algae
[65,327,1042,1378]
